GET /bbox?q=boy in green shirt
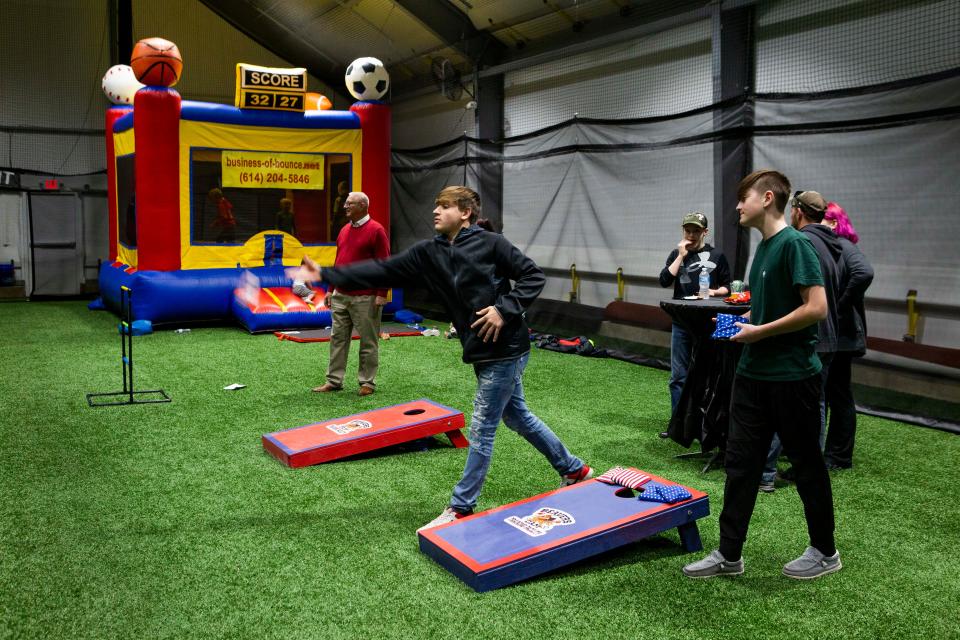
[682,169,841,580]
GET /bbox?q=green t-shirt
[737,226,824,381]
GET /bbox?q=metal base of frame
[86,389,171,407]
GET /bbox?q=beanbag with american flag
[636,482,692,504]
[711,313,749,340]
[595,467,652,490]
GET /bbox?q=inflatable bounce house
[96,39,396,332]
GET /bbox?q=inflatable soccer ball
[344,57,389,101]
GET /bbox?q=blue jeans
[762,353,833,483]
[449,353,583,513]
[669,324,692,414]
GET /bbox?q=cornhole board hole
[274,322,423,343]
[263,399,468,468]
[418,473,709,592]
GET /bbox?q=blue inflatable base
[97,263,403,330]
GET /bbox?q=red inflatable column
[134,87,181,271]
[104,106,132,262]
[350,102,391,237]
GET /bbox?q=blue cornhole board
[418,473,709,592]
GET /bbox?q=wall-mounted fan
[431,57,476,107]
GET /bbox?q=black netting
[0,0,110,174]
[391,92,477,150]
[391,138,482,253]
[756,0,960,94]
[503,20,713,137]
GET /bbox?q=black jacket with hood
[321,224,542,364]
[801,224,845,354]
[835,237,874,355]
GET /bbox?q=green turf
[1,301,958,639]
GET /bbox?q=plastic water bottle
[175,328,191,334]
[698,268,710,299]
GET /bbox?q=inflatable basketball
[131,37,183,87]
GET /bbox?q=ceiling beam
[198,0,349,103]
[391,0,713,100]
[393,0,507,68]
[481,0,713,77]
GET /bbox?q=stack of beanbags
[595,467,692,504]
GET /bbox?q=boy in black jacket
[293,186,591,531]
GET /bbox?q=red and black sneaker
[560,465,593,487]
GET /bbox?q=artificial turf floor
[1,301,958,639]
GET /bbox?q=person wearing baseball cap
[658,210,731,419]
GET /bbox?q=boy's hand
[471,306,504,342]
[677,239,691,258]
[286,255,321,283]
[285,265,317,282]
[730,322,763,344]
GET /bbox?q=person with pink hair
[823,202,859,244]
[821,202,873,469]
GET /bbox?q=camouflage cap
[681,211,708,228]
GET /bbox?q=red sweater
[333,218,390,297]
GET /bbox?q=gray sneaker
[417,507,470,533]
[758,480,775,494]
[682,550,744,578]
[782,546,842,580]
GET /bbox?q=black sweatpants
[718,373,836,561]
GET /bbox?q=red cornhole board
[418,472,709,592]
[263,399,468,468]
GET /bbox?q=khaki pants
[325,292,382,389]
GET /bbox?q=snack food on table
[723,291,751,304]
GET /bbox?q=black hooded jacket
[836,237,874,355]
[801,224,845,353]
[321,224,542,364]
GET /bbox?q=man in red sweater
[313,192,390,396]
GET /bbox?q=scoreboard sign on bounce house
[97,41,394,331]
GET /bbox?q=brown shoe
[312,383,342,393]
[358,386,375,397]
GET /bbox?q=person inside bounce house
[207,187,237,243]
[276,197,296,236]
